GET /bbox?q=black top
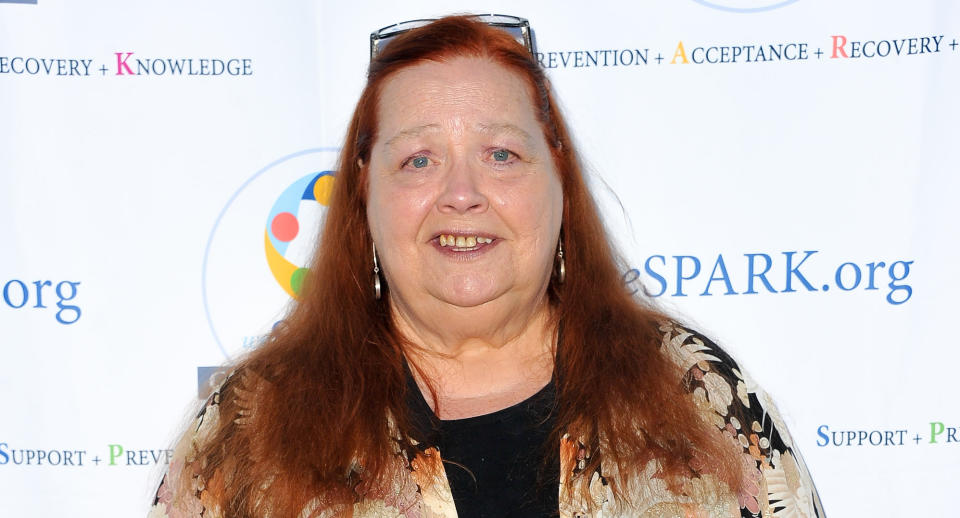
[405,369,560,518]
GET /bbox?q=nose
[436,159,488,214]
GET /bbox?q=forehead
[375,57,543,141]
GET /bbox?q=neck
[392,295,557,419]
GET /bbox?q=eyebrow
[383,122,536,149]
[477,122,535,146]
[383,124,441,148]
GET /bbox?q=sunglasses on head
[369,14,535,61]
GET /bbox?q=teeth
[438,234,494,248]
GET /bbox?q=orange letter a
[671,41,689,64]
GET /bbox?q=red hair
[189,16,742,515]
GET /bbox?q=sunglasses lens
[474,14,522,25]
[376,19,433,39]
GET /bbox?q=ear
[357,158,365,170]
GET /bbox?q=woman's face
[366,56,563,314]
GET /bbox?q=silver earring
[372,241,382,300]
[556,238,566,284]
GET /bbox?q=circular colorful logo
[265,171,335,298]
[202,148,340,359]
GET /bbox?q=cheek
[367,181,433,245]
[501,177,563,233]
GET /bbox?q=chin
[443,296,496,309]
[439,290,498,309]
[436,277,504,308]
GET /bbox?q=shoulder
[658,321,745,387]
[149,396,218,517]
[149,369,258,518]
[658,321,826,518]
[658,322,760,430]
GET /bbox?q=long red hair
[190,16,741,515]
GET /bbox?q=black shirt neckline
[405,365,556,429]
[403,359,560,518]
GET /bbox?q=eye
[401,155,431,169]
[490,149,517,163]
[411,156,429,168]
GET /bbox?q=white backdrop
[1,1,958,516]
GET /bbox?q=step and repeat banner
[2,1,957,516]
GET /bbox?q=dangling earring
[372,241,382,300]
[556,238,566,284]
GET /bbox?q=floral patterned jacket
[150,323,826,518]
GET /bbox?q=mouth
[431,232,498,253]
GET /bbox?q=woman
[150,15,825,518]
